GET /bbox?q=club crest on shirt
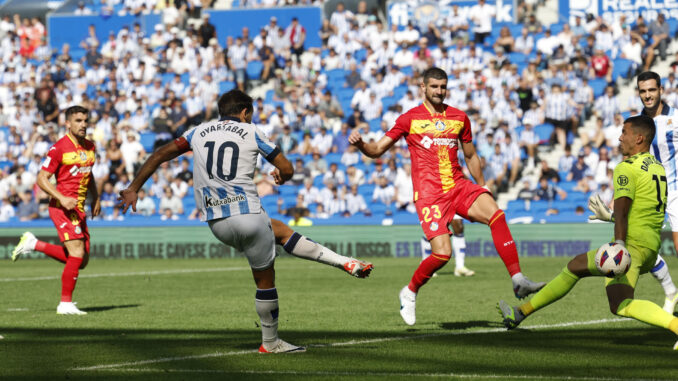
[80,151,87,162]
[430,222,439,231]
[435,120,446,131]
[74,226,82,235]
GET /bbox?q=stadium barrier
[1,224,676,260]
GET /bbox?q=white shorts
[208,210,275,271]
[667,192,678,232]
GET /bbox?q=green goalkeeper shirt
[613,152,667,251]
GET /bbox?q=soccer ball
[595,242,631,277]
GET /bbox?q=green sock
[616,299,678,332]
[520,267,579,316]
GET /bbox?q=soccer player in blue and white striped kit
[591,71,678,314]
[120,90,371,353]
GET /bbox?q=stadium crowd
[0,0,677,225]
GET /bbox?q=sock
[61,256,83,302]
[452,233,466,269]
[283,232,346,268]
[408,253,450,293]
[420,236,431,262]
[489,210,521,276]
[255,288,279,345]
[651,255,678,298]
[616,299,678,333]
[35,241,68,263]
[519,267,579,316]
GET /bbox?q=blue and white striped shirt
[646,102,678,191]
[182,116,280,221]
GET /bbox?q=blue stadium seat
[368,119,381,131]
[278,184,299,196]
[401,66,413,76]
[324,152,342,165]
[507,52,527,64]
[381,96,399,111]
[612,58,634,80]
[534,123,554,144]
[0,160,12,172]
[589,78,608,98]
[246,61,263,80]
[326,68,347,82]
[337,88,354,102]
[219,81,236,94]
[161,72,175,86]
[139,132,156,153]
[393,85,408,99]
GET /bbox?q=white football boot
[399,286,416,326]
[56,302,87,315]
[12,232,37,261]
[258,339,306,353]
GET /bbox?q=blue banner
[47,13,161,50]
[564,0,678,24]
[387,0,515,30]
[206,7,322,48]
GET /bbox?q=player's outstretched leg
[273,219,373,278]
[13,231,69,263]
[255,288,305,354]
[649,255,678,314]
[420,236,438,277]
[400,251,451,325]
[487,209,545,298]
[12,232,37,261]
[498,266,580,328]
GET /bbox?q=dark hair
[625,114,656,144]
[218,89,253,118]
[637,71,661,88]
[422,67,447,84]
[65,105,89,120]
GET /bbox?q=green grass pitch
[2,256,678,380]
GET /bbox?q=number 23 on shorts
[422,205,441,222]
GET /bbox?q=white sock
[420,236,431,262]
[283,232,347,269]
[651,255,678,298]
[452,233,466,269]
[255,288,279,345]
[511,272,525,284]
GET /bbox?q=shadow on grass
[438,320,503,330]
[80,304,141,313]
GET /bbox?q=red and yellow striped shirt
[42,134,96,212]
[386,103,472,201]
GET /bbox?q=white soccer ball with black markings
[595,242,631,277]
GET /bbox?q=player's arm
[37,169,78,210]
[613,196,631,243]
[87,172,101,217]
[118,138,189,213]
[269,151,294,185]
[460,140,486,187]
[348,131,395,158]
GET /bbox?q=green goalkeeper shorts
[586,242,657,289]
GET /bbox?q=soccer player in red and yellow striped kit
[12,105,100,315]
[349,67,545,325]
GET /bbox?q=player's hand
[117,188,138,214]
[91,199,101,218]
[270,168,285,185]
[348,130,363,145]
[59,197,78,211]
[588,193,613,222]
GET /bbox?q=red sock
[35,241,68,263]
[408,253,450,293]
[61,256,83,302]
[489,210,521,276]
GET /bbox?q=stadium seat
[324,152,342,165]
[219,81,236,94]
[381,96,399,111]
[139,132,156,153]
[534,123,554,144]
[246,61,263,80]
[368,119,381,131]
[0,160,12,172]
[278,184,299,196]
[326,68,347,82]
[612,58,634,80]
[507,52,527,65]
[588,78,607,97]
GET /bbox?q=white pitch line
[89,368,668,381]
[0,267,251,282]
[73,317,633,372]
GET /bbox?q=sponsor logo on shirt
[419,136,457,149]
[204,194,246,208]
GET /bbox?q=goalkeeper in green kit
[498,115,678,349]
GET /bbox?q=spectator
[538,160,561,183]
[311,127,333,156]
[306,151,328,179]
[289,158,311,186]
[286,17,306,60]
[253,168,276,197]
[494,26,515,53]
[100,182,117,208]
[372,176,394,207]
[519,121,539,171]
[544,84,576,149]
[345,184,369,216]
[645,13,670,70]
[0,197,15,222]
[198,13,216,48]
[16,191,38,221]
[135,188,156,216]
[594,85,620,126]
[468,0,495,46]
[345,164,366,187]
[567,153,589,182]
[393,162,414,213]
[534,177,567,202]
[159,186,183,216]
[288,207,313,226]
[517,180,535,202]
[120,132,146,177]
[558,144,576,174]
[590,47,613,82]
[323,162,346,186]
[324,186,347,217]
[160,207,179,221]
[299,178,320,206]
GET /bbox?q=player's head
[218,89,254,123]
[620,114,655,155]
[64,105,89,139]
[637,71,663,110]
[421,67,448,106]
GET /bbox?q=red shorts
[415,178,490,240]
[49,206,90,247]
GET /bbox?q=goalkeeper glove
[588,193,614,222]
